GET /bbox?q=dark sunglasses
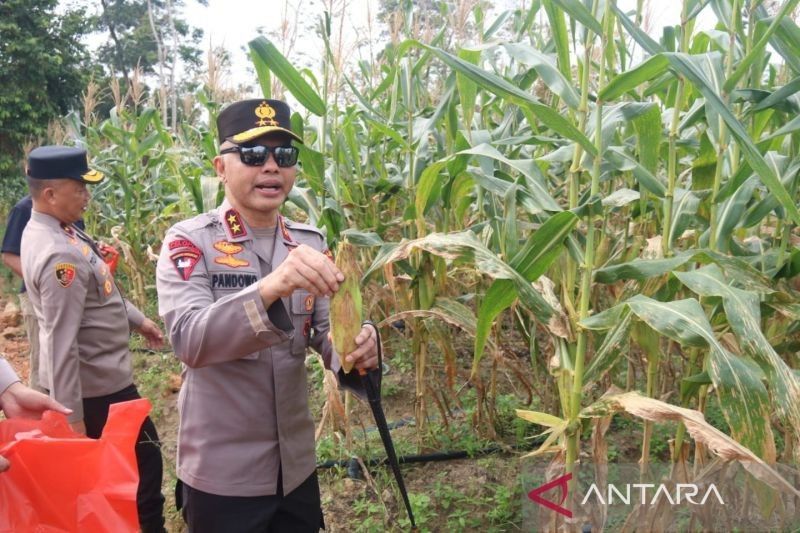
[220,145,299,168]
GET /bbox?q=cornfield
[47,0,800,528]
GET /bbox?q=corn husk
[330,240,362,373]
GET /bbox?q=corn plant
[56,0,800,525]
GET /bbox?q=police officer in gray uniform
[156,99,380,532]
[20,145,167,532]
[0,356,71,473]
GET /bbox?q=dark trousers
[83,384,166,533]
[180,471,323,533]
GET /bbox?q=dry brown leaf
[533,276,573,341]
[582,391,800,498]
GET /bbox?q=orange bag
[0,398,150,532]
[98,243,121,276]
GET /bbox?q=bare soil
[1,290,526,532]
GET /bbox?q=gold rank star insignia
[224,209,248,238]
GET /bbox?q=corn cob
[329,240,362,373]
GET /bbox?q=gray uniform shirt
[0,358,20,397]
[156,199,355,498]
[21,211,145,423]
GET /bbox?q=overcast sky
[181,0,716,95]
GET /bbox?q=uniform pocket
[290,291,315,356]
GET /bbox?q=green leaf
[764,113,800,140]
[611,3,665,55]
[416,160,449,216]
[665,52,800,226]
[604,146,666,197]
[602,188,640,208]
[249,46,272,99]
[551,0,603,36]
[712,176,758,253]
[249,37,326,116]
[585,295,775,459]
[543,0,572,82]
[596,249,773,291]
[403,40,597,157]
[752,75,800,111]
[456,48,481,132]
[600,55,670,101]
[633,104,663,174]
[473,211,578,375]
[501,43,580,109]
[583,307,633,385]
[681,370,712,402]
[459,144,561,211]
[723,0,800,93]
[674,265,800,441]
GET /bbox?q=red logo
[528,472,573,518]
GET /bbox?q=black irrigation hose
[317,439,545,477]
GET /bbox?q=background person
[2,195,85,391]
[20,145,166,533]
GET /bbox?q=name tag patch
[211,272,258,289]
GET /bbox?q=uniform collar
[30,210,72,233]
[216,198,295,247]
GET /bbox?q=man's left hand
[0,382,72,419]
[345,325,379,371]
[136,318,164,349]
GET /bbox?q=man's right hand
[258,244,344,306]
[0,455,9,473]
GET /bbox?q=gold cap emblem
[255,101,278,127]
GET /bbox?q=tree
[0,0,90,199]
[93,0,206,129]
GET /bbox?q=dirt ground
[0,290,527,532]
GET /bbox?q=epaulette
[172,212,216,234]
[283,218,325,237]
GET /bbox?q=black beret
[217,99,302,144]
[26,146,104,184]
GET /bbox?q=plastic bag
[98,243,120,275]
[0,398,150,532]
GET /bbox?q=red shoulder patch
[168,238,202,281]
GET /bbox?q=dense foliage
[0,0,90,198]
[12,0,800,526]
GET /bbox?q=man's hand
[259,244,344,305]
[345,325,380,371]
[0,383,73,473]
[136,318,164,349]
[0,382,72,419]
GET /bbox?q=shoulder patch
[167,237,202,281]
[55,262,76,288]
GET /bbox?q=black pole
[358,322,416,530]
[360,369,416,529]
